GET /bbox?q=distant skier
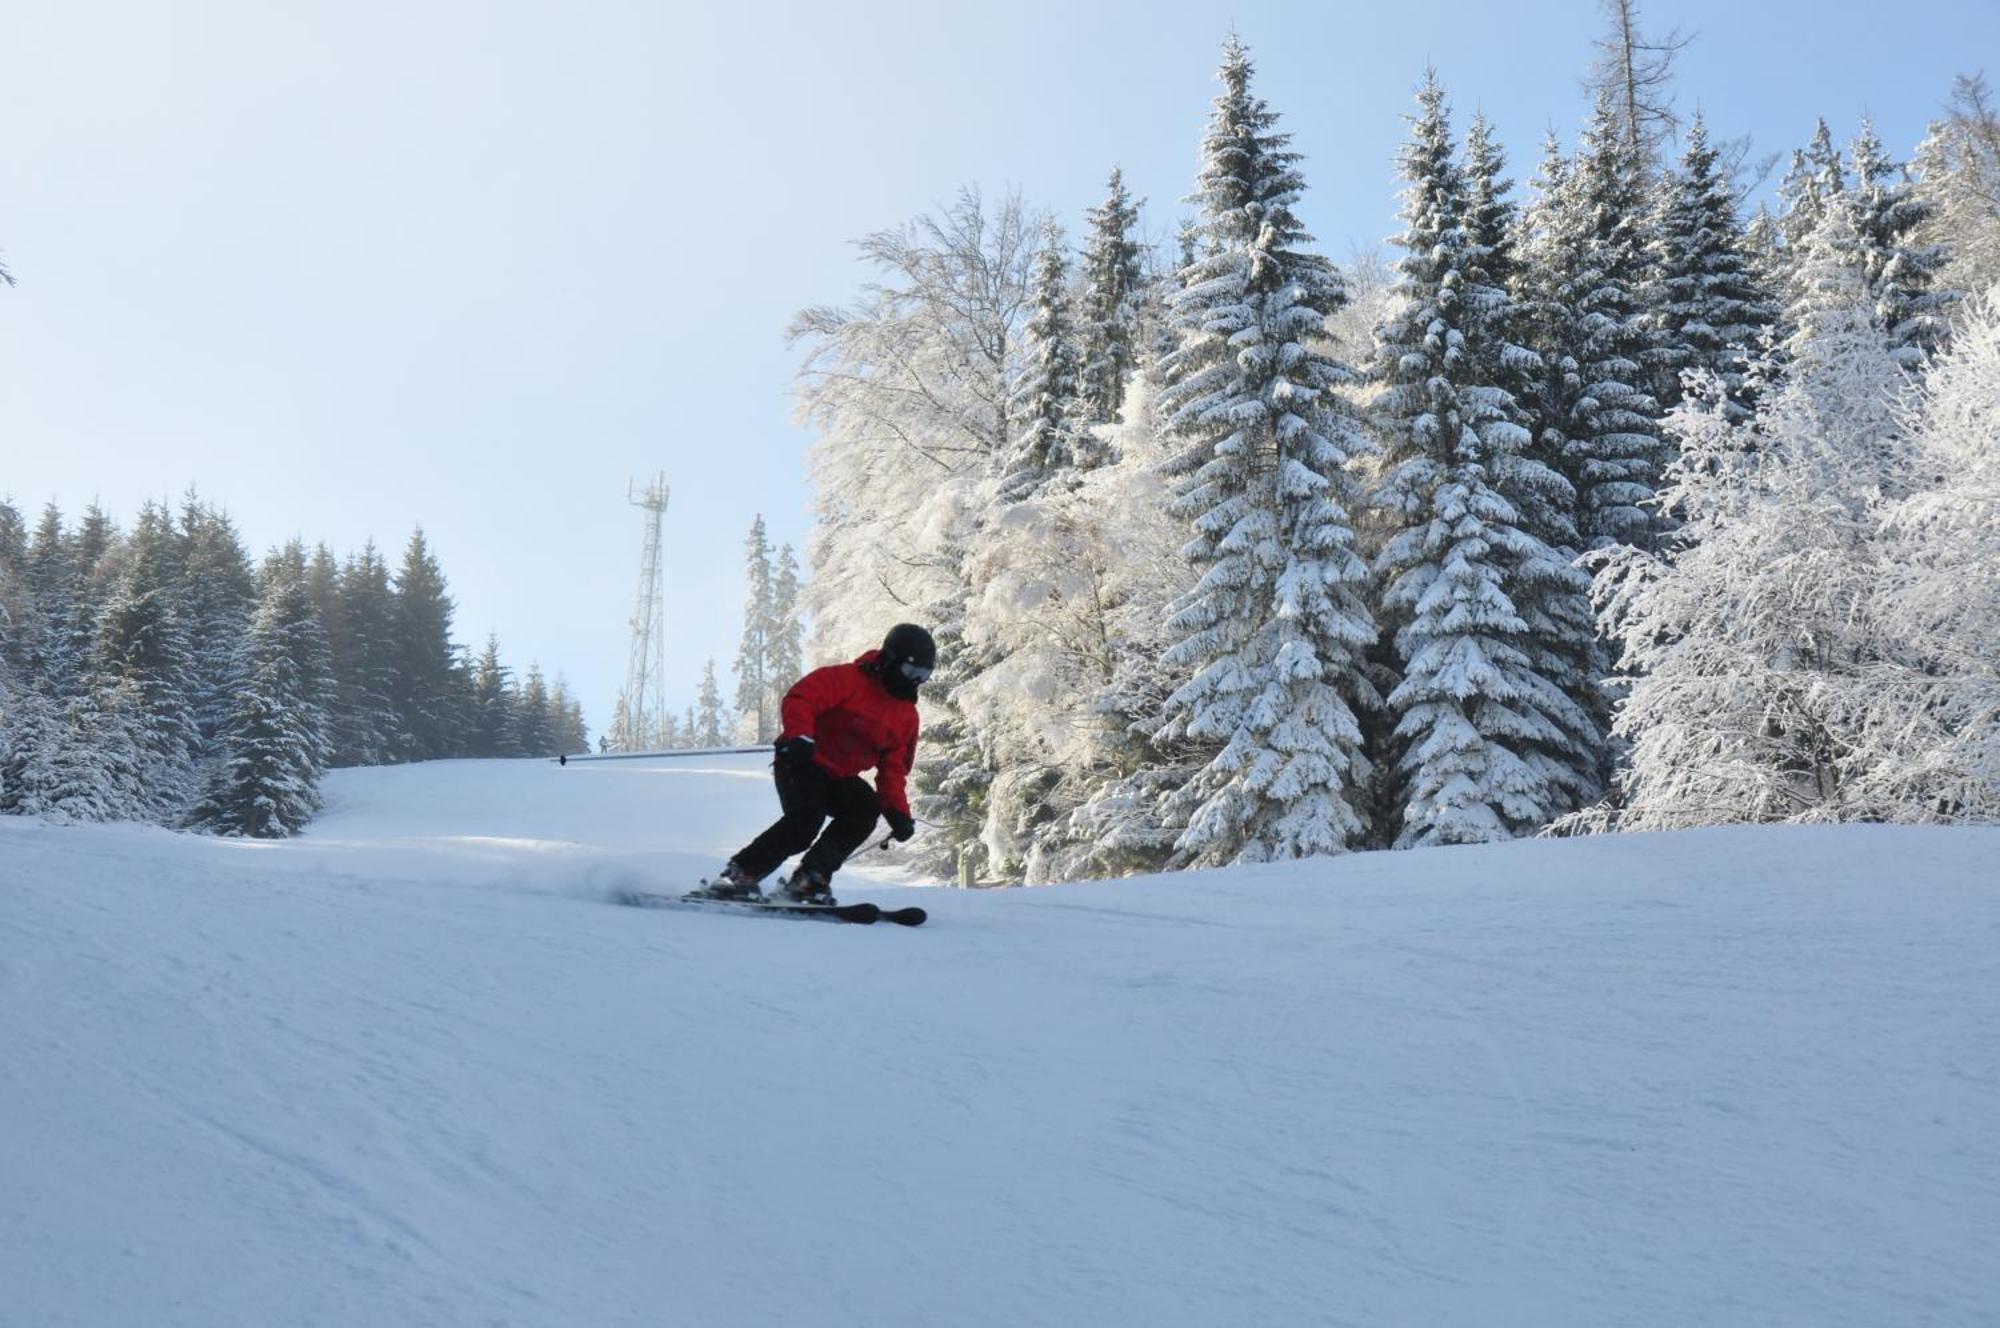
[701,623,934,905]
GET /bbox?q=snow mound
[3,754,1996,1326]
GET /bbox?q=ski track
[2,755,1997,1326]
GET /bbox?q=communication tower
[619,475,670,749]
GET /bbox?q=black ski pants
[731,760,881,883]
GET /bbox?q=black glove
[774,735,817,771]
[884,807,916,842]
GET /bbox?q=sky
[4,0,1995,733]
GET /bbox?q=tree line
[0,496,587,836]
[798,17,2000,882]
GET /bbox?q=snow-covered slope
[3,754,1997,1327]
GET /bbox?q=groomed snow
[3,753,1997,1326]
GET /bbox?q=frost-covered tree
[1911,76,2000,299]
[1150,37,1378,865]
[1000,222,1088,501]
[1595,234,1907,829]
[1077,167,1146,423]
[1864,286,2000,820]
[794,187,1034,656]
[191,560,332,837]
[1653,112,1779,418]
[1371,74,1602,846]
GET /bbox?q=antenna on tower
[616,474,671,751]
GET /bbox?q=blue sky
[4,0,1993,731]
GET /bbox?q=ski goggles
[897,660,934,684]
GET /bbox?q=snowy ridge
[3,753,1997,1326]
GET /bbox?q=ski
[615,890,927,927]
[618,891,882,924]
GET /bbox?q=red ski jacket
[778,651,920,814]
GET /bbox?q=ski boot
[779,868,836,907]
[692,860,764,901]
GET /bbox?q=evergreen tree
[329,542,401,766]
[1151,37,1378,864]
[90,504,200,817]
[469,634,516,757]
[1371,73,1602,846]
[549,676,588,754]
[1653,112,1780,419]
[695,659,727,747]
[1527,92,1669,553]
[1077,167,1146,423]
[732,516,777,741]
[766,543,804,697]
[1848,119,1957,369]
[192,565,333,838]
[390,529,462,761]
[1778,119,1847,253]
[514,664,553,757]
[1001,222,1088,501]
[24,504,86,700]
[176,496,257,754]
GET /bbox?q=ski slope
[3,753,1997,1327]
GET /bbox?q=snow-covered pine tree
[1564,90,1670,552]
[1077,167,1146,423]
[733,515,777,743]
[390,529,463,762]
[191,559,333,838]
[1653,112,1780,419]
[1371,73,1602,846]
[24,504,86,701]
[329,542,401,766]
[549,676,588,755]
[175,496,256,758]
[1778,119,1848,254]
[89,504,201,818]
[695,659,727,747]
[469,634,516,757]
[514,664,553,757]
[765,543,804,700]
[1848,118,1957,369]
[1000,222,1088,502]
[1150,36,1378,865]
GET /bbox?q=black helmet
[878,623,937,699]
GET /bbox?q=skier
[700,623,935,905]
